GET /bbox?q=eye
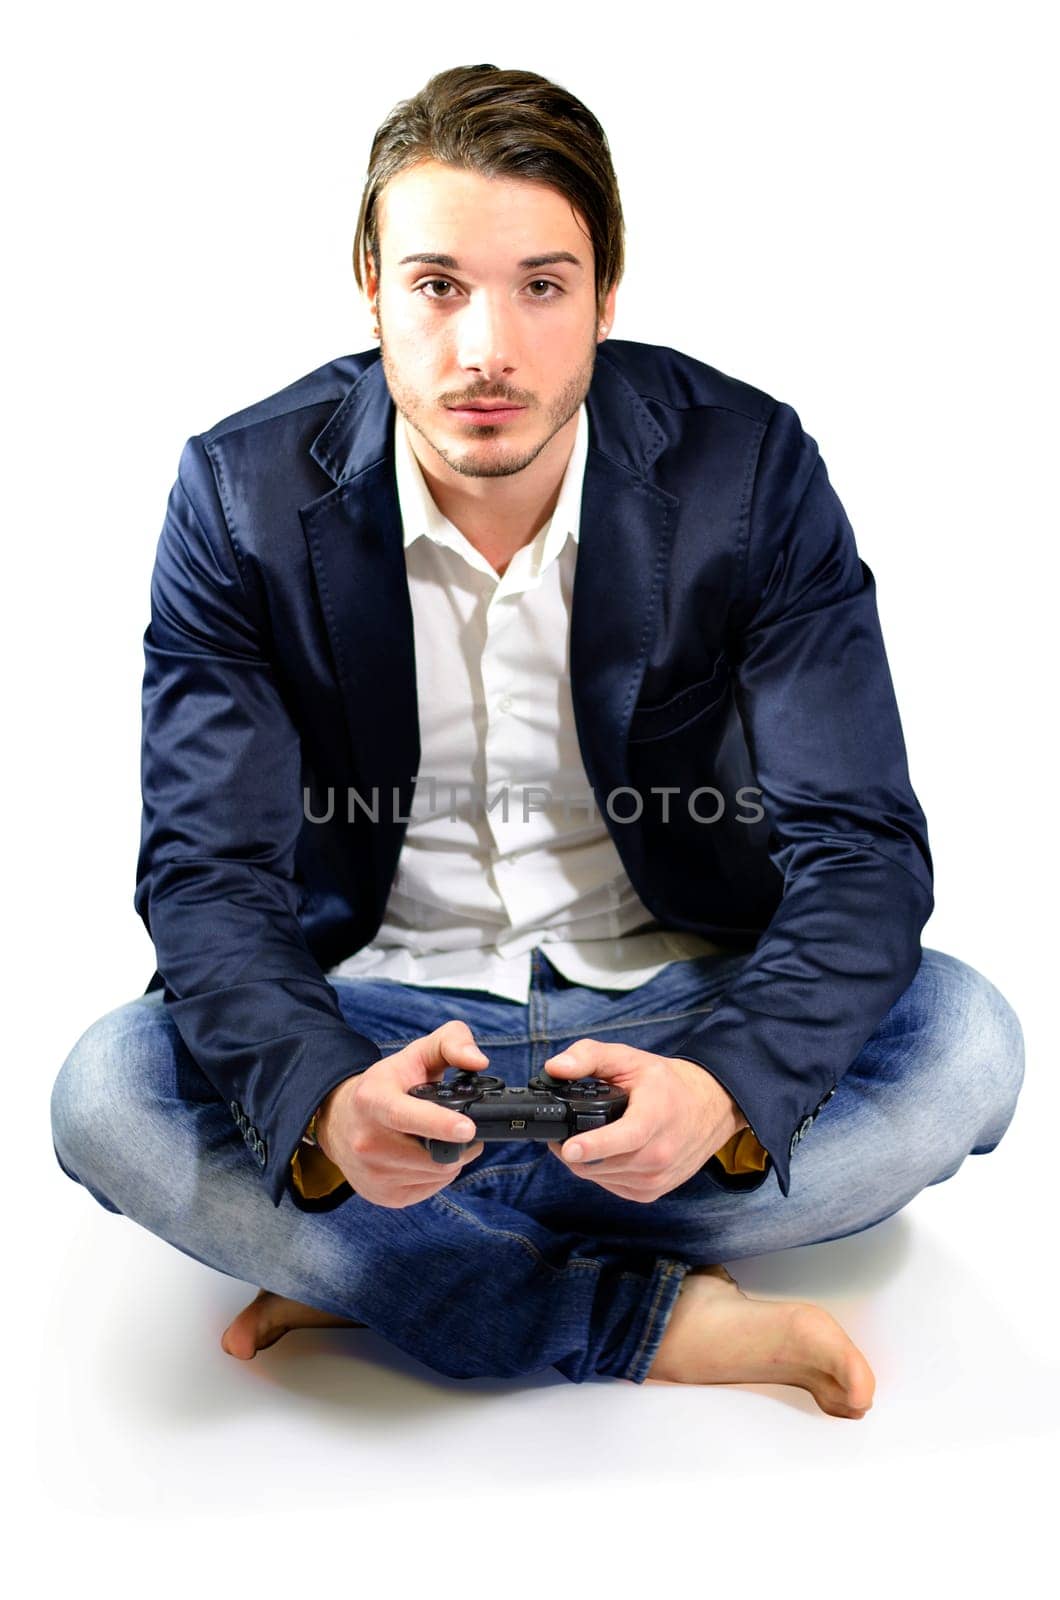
[416,277,564,303]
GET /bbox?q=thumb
[543,1041,602,1077]
[399,1022,489,1086]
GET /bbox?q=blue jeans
[50,946,1024,1385]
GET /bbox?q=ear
[364,248,379,315]
[597,281,618,342]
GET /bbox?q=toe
[220,1317,258,1360]
[221,1288,277,1360]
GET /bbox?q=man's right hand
[314,1020,490,1207]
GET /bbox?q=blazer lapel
[573,353,679,887]
[570,444,677,846]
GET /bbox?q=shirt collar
[394,402,588,570]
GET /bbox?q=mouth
[446,403,527,425]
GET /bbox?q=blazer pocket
[627,665,730,744]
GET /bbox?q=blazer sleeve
[670,401,934,1199]
[133,434,380,1212]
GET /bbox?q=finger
[543,1040,641,1079]
[389,1136,485,1173]
[355,1135,485,1185]
[541,1039,599,1076]
[371,1083,480,1146]
[393,1021,490,1089]
[546,1139,581,1163]
[582,1179,648,1202]
[392,1017,493,1094]
[546,1137,630,1174]
[431,1019,491,1072]
[549,1154,652,1199]
[571,1160,647,1180]
[559,1108,654,1166]
[545,1143,654,1194]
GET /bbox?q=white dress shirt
[326,403,725,1003]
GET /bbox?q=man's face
[367,158,617,479]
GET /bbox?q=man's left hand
[544,1040,748,1202]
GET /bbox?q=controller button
[574,1114,599,1132]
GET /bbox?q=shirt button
[498,694,512,713]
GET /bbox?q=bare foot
[645,1265,876,1418]
[221,1288,365,1360]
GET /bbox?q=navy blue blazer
[134,339,933,1211]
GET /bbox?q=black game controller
[408,1069,629,1163]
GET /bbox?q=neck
[404,410,579,574]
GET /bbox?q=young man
[51,65,1024,1416]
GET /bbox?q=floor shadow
[727,1210,914,1300]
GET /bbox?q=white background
[6,0,1056,1587]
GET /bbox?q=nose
[456,290,518,384]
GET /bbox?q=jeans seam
[369,1003,718,1052]
[451,1159,542,1186]
[431,1189,666,1297]
[431,1189,603,1279]
[547,1004,717,1037]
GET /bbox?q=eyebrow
[396,251,584,271]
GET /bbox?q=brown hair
[352,64,624,319]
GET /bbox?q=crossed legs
[51,948,1024,1415]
